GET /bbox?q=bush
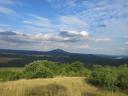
[58,61,90,77]
[90,65,128,91]
[91,65,118,90]
[24,60,90,78]
[0,71,22,81]
[70,61,90,76]
[24,68,54,79]
[24,60,56,79]
[117,65,128,90]
[0,60,91,81]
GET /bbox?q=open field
[0,67,24,72]
[0,57,17,64]
[0,77,127,96]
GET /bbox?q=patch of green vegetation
[23,60,90,79]
[0,67,24,72]
[89,65,128,92]
[0,71,23,81]
[0,60,128,95]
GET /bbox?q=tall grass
[0,67,24,72]
[0,77,127,96]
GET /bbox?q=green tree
[24,60,56,79]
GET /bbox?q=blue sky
[0,0,128,55]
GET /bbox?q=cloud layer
[0,0,128,55]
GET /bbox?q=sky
[0,0,128,55]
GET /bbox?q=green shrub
[24,68,54,79]
[24,60,90,78]
[24,60,56,78]
[117,65,128,90]
[0,71,22,81]
[58,61,91,77]
[90,65,128,91]
[91,65,118,90]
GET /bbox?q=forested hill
[0,49,128,67]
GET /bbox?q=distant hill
[47,49,70,54]
[0,49,128,67]
[0,49,69,55]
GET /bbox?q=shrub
[91,65,118,90]
[117,65,128,90]
[58,61,91,77]
[90,65,128,91]
[24,60,90,78]
[0,71,22,81]
[24,68,54,79]
[24,60,56,78]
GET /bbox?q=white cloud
[23,15,88,32]
[78,45,90,49]
[0,27,9,32]
[119,47,128,50]
[0,24,12,32]
[66,0,76,7]
[59,16,87,30]
[32,32,79,42]
[125,42,128,45]
[23,14,54,28]
[0,6,16,15]
[0,31,61,43]
[32,33,63,42]
[60,29,89,38]
[0,0,15,5]
[45,0,76,9]
[92,38,112,42]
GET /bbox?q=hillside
[0,49,128,67]
[0,77,127,96]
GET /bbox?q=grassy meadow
[0,67,24,72]
[0,77,127,96]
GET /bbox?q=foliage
[24,60,55,78]
[58,61,91,76]
[117,65,128,90]
[0,71,22,81]
[0,60,90,80]
[90,64,128,91]
[24,60,90,78]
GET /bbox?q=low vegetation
[0,77,127,96]
[24,60,90,77]
[0,71,22,81]
[0,60,90,80]
[90,65,128,92]
[0,60,128,96]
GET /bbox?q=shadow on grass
[81,92,102,96]
[26,84,68,96]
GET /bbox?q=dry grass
[0,77,127,96]
[0,67,24,72]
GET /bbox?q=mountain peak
[48,49,69,54]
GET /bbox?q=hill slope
[0,49,128,67]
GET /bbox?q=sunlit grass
[0,77,127,96]
[0,67,24,72]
